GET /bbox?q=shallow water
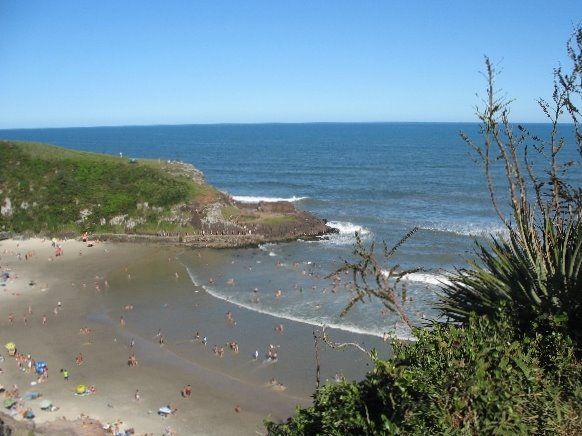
[97,245,389,399]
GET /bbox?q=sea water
[1,122,573,341]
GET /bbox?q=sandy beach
[0,237,388,435]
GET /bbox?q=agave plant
[439,212,582,347]
[439,28,582,350]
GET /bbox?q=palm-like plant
[440,213,582,345]
[439,28,582,350]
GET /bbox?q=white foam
[404,272,452,287]
[232,195,308,203]
[327,221,370,235]
[314,221,372,246]
[258,243,277,251]
[183,265,417,341]
[420,222,508,238]
[379,270,452,287]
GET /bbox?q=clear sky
[1,1,580,128]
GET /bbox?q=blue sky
[0,1,580,128]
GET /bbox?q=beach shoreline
[0,236,387,435]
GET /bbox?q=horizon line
[0,120,564,131]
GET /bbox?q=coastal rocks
[164,160,205,184]
[1,198,13,217]
[0,412,35,435]
[92,198,336,248]
[0,412,107,435]
[256,201,295,213]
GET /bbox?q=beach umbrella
[4,342,15,350]
[39,399,52,410]
[3,398,15,408]
[35,361,47,375]
[75,384,86,395]
[23,391,40,400]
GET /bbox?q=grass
[0,140,218,235]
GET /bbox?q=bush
[266,316,582,435]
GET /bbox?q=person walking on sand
[134,389,140,401]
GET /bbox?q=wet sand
[0,237,389,435]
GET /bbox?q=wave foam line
[327,221,370,235]
[405,272,453,287]
[183,265,417,341]
[380,270,452,287]
[419,222,508,237]
[310,221,373,246]
[233,195,308,203]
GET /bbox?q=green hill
[0,140,224,235]
[0,140,331,243]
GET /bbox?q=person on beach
[61,368,69,380]
[75,353,84,365]
[225,311,235,324]
[120,316,125,327]
[181,384,192,398]
[128,353,138,367]
[134,389,140,401]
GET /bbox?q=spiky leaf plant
[439,28,582,351]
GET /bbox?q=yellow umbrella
[4,342,15,351]
[75,384,86,395]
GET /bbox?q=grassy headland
[0,140,330,244]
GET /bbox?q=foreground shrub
[266,315,582,435]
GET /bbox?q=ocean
[0,122,564,341]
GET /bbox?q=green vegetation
[267,315,582,435]
[266,28,582,434]
[439,52,582,350]
[0,140,214,235]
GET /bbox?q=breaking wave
[232,195,308,203]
